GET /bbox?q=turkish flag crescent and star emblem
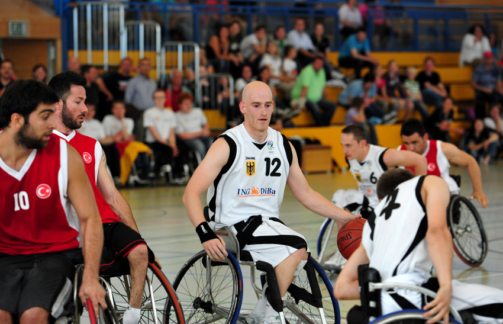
[36,184,52,199]
[83,152,93,164]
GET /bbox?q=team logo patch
[83,152,93,164]
[354,172,363,183]
[36,184,51,199]
[366,161,371,168]
[246,157,256,177]
[267,140,274,150]
[427,162,436,172]
[237,187,276,197]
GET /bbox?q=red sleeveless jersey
[399,140,441,176]
[0,137,81,255]
[52,131,120,223]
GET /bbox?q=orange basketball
[337,219,366,260]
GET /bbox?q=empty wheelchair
[348,265,463,324]
[170,214,341,323]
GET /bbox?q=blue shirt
[338,79,377,106]
[339,35,371,59]
[472,64,501,90]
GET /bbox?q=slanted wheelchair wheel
[171,251,243,324]
[448,195,488,267]
[282,256,341,324]
[317,219,339,263]
[105,263,184,323]
[370,310,461,324]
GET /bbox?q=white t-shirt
[236,77,256,93]
[338,4,363,29]
[240,34,263,60]
[102,115,134,137]
[175,108,208,134]
[282,58,298,78]
[78,119,106,141]
[484,116,503,132]
[260,54,282,77]
[143,107,177,143]
[459,34,491,66]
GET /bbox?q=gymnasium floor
[110,163,503,323]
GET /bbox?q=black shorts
[0,249,82,320]
[100,222,154,276]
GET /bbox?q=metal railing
[198,73,235,128]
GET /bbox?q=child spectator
[279,45,299,101]
[345,97,378,145]
[259,41,284,87]
[404,66,430,120]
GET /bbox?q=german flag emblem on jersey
[355,172,362,183]
[246,160,256,177]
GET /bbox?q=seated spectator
[460,24,491,67]
[165,70,192,113]
[103,101,135,143]
[176,93,212,159]
[464,118,499,165]
[206,25,235,73]
[269,25,290,57]
[256,67,292,119]
[228,20,245,77]
[82,65,113,111]
[235,65,256,99]
[339,72,384,118]
[32,64,47,83]
[338,28,378,79]
[472,52,503,119]
[311,23,330,59]
[287,19,317,68]
[416,56,447,109]
[345,97,377,144]
[291,56,336,126]
[144,90,187,182]
[489,32,499,59]
[383,59,413,121]
[185,48,215,85]
[0,59,14,98]
[124,58,157,120]
[426,97,463,143]
[404,66,430,120]
[67,56,81,73]
[78,102,121,180]
[240,25,267,68]
[97,57,133,120]
[278,45,298,100]
[339,0,363,40]
[484,105,503,135]
[259,41,284,87]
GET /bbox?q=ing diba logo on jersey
[237,187,276,197]
[246,156,255,177]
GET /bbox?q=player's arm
[286,142,358,224]
[441,142,488,208]
[66,145,107,315]
[183,137,230,261]
[334,243,370,300]
[421,176,453,324]
[383,148,427,175]
[97,148,139,232]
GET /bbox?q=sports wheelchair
[348,265,464,324]
[170,209,341,324]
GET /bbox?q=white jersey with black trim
[362,176,431,287]
[347,145,388,208]
[207,123,292,228]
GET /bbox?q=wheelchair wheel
[369,310,461,324]
[171,250,243,324]
[317,219,338,264]
[448,195,488,267]
[282,256,341,324]
[105,263,184,323]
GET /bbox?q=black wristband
[196,222,218,244]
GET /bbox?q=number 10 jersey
[207,124,292,227]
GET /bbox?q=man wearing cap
[471,51,503,118]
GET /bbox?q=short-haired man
[0,59,14,98]
[471,51,503,119]
[399,118,488,207]
[81,65,101,106]
[49,72,154,324]
[240,25,267,63]
[125,58,157,116]
[416,56,447,109]
[67,56,81,74]
[183,81,358,323]
[0,80,106,323]
[287,19,317,68]
[335,169,503,324]
[338,28,378,79]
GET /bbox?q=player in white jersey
[335,169,503,323]
[400,118,489,207]
[183,81,358,324]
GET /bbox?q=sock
[246,283,268,322]
[123,306,141,324]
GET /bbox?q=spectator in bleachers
[489,32,499,59]
[228,20,244,77]
[416,56,447,110]
[383,59,413,121]
[338,28,378,79]
[256,66,291,119]
[96,57,133,120]
[125,58,157,120]
[82,65,101,105]
[459,24,491,67]
[425,97,463,143]
[339,72,383,118]
[484,106,503,136]
[259,41,284,88]
[471,52,503,119]
[206,25,235,74]
[291,56,336,126]
[0,59,14,98]
[345,97,377,145]
[278,45,298,101]
[269,25,290,57]
[235,65,255,97]
[67,56,81,74]
[32,64,47,83]
[166,70,192,113]
[311,23,330,59]
[185,49,214,85]
[287,19,317,68]
[103,101,135,143]
[240,25,267,69]
[404,66,430,120]
[78,102,121,180]
[338,0,363,41]
[175,93,212,159]
[464,119,499,165]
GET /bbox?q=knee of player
[20,307,49,324]
[128,244,149,264]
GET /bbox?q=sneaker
[244,314,263,324]
[259,315,282,324]
[321,250,347,271]
[245,284,268,324]
[383,111,398,124]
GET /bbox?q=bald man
[183,81,358,324]
[67,57,81,74]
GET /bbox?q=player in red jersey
[0,80,106,323]
[48,72,152,324]
[399,118,488,208]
